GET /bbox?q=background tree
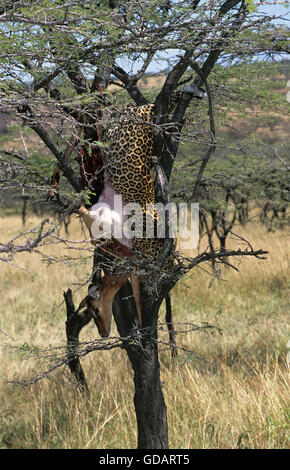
[0,0,289,449]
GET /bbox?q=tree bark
[113,282,169,449]
[64,289,92,394]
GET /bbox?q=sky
[126,2,289,75]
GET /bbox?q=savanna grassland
[0,213,289,449]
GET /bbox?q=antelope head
[78,276,128,338]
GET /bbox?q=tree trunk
[64,289,92,394]
[113,282,169,449]
[130,343,168,449]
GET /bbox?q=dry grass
[0,214,289,449]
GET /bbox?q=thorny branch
[0,219,56,262]
[2,321,220,387]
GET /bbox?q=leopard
[104,102,176,268]
[105,103,155,207]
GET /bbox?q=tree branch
[112,65,148,105]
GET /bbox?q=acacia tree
[0,0,289,449]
